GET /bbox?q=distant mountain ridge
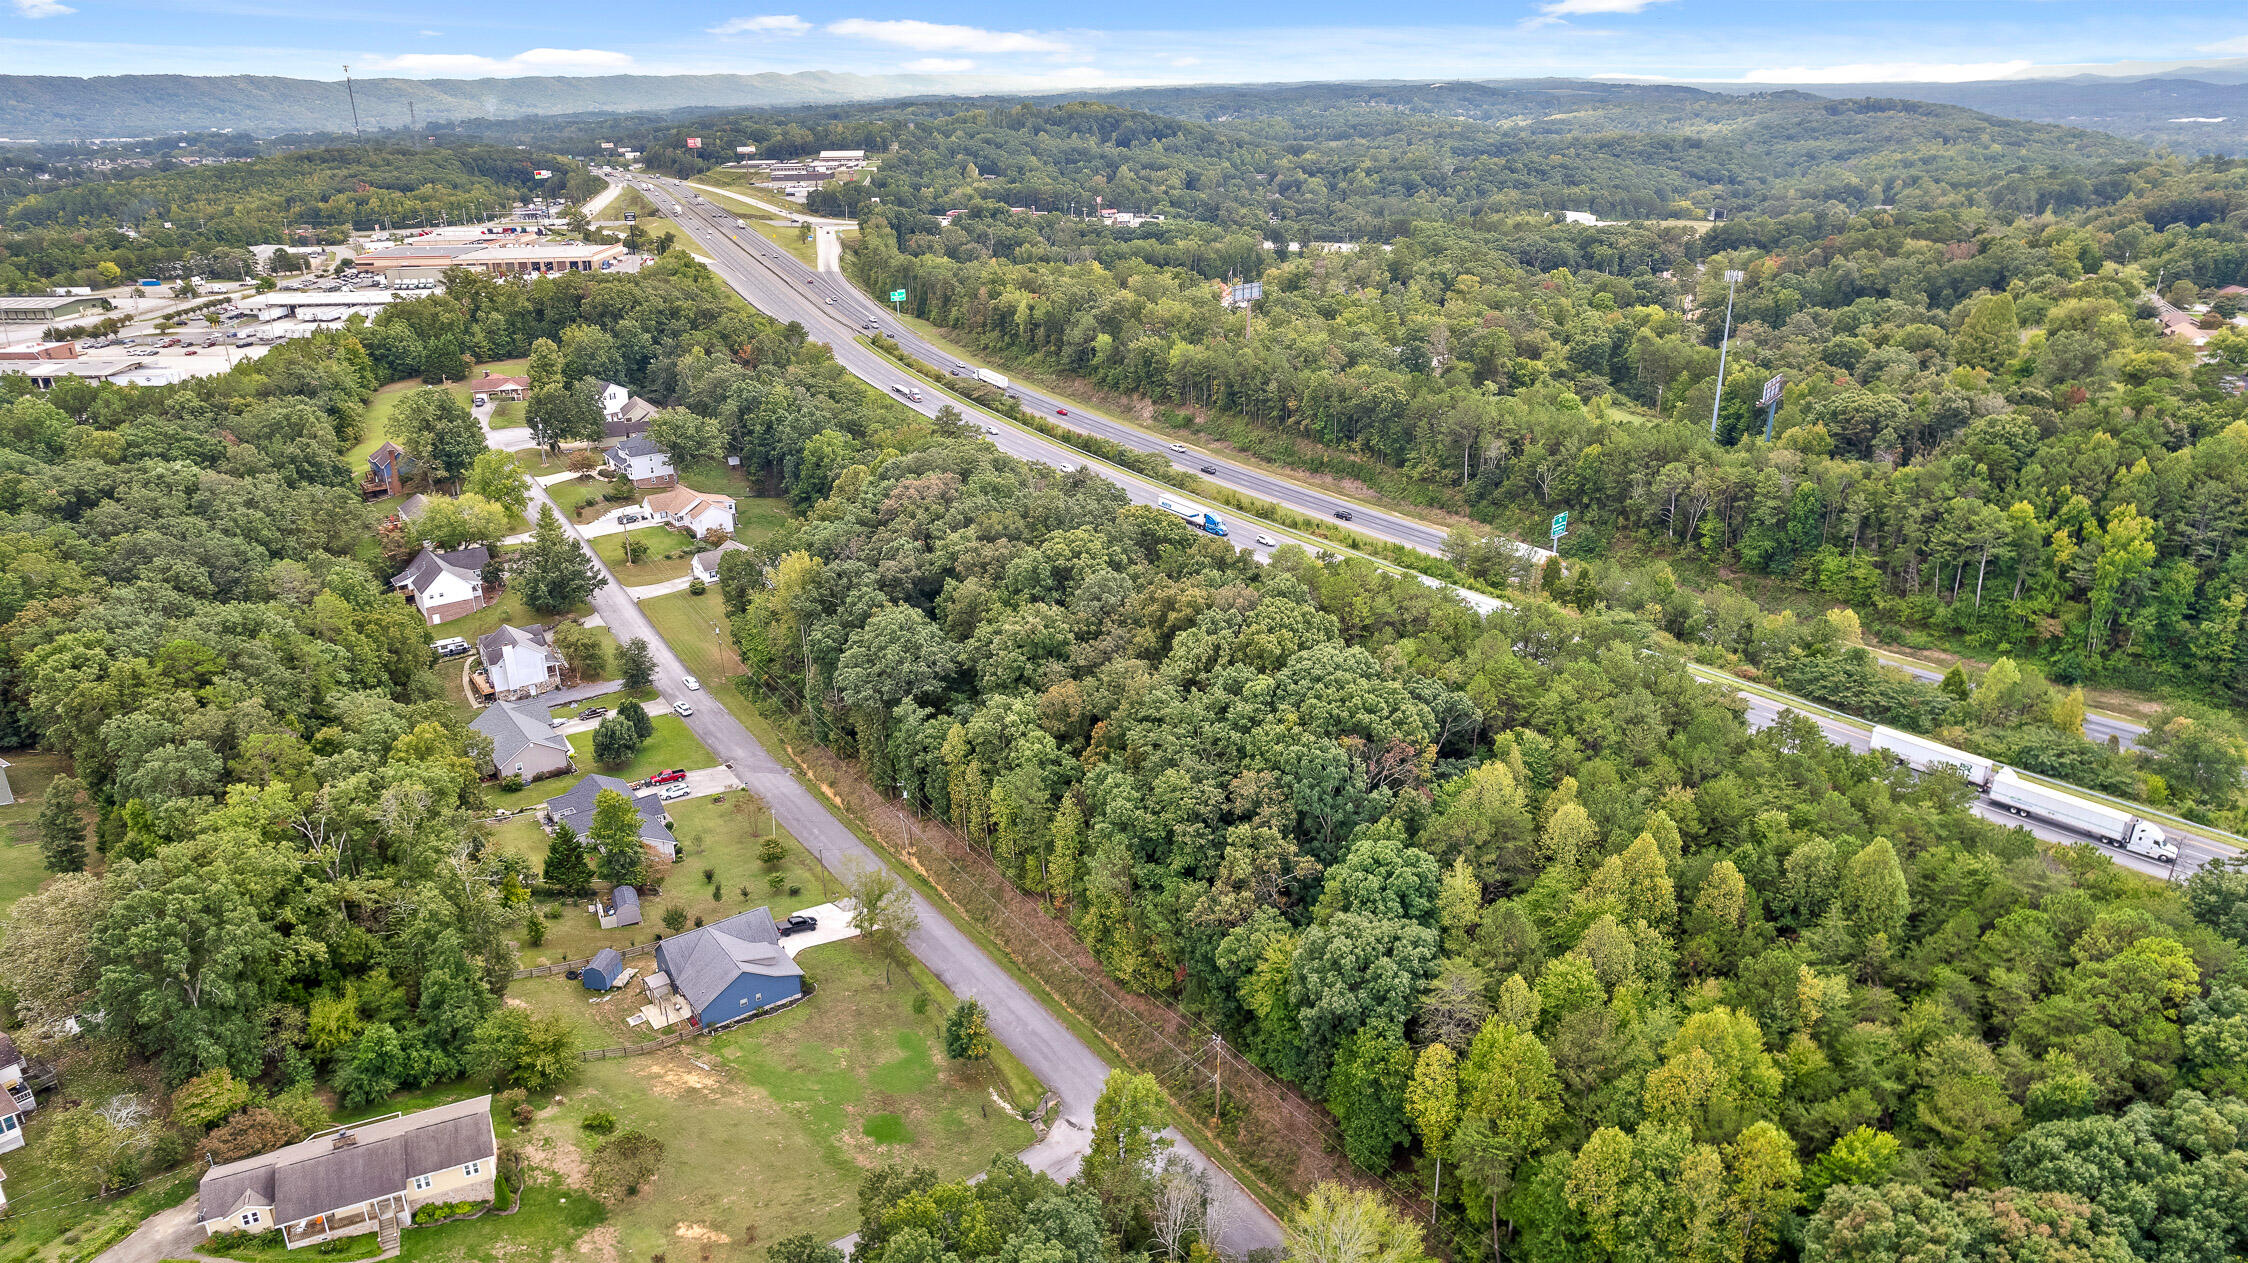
[0,71,1006,140]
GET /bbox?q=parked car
[778,913,819,937]
[683,675,702,691]
[432,636,471,659]
[580,706,610,720]
[659,783,693,801]
[650,768,688,784]
[615,512,645,524]
[672,700,694,716]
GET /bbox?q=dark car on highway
[1334,509,1354,521]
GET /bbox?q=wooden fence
[511,940,657,979]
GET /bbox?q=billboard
[685,137,702,149]
[600,141,613,149]
[736,145,755,155]
[1759,373,1785,407]
[531,169,552,179]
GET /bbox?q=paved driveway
[518,475,1284,1254]
[92,1201,206,1263]
[777,900,860,955]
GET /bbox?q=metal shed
[582,947,625,991]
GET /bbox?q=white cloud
[369,47,634,75]
[903,57,973,73]
[825,18,1069,55]
[1537,0,1672,16]
[417,29,440,36]
[1738,59,2035,84]
[12,0,75,17]
[2197,35,2248,55]
[709,14,810,37]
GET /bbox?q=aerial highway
[627,174,2227,885]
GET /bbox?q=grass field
[640,589,744,695]
[0,750,72,916]
[484,713,714,813]
[347,357,532,467]
[495,791,823,969]
[592,526,696,584]
[603,185,662,223]
[432,586,591,640]
[509,932,1038,1262]
[748,218,819,267]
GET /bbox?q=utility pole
[408,100,418,145]
[1709,268,1743,440]
[1208,1032,1225,1125]
[343,65,363,138]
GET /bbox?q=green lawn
[640,589,744,694]
[511,932,1037,1261]
[432,586,591,639]
[603,185,661,223]
[591,525,696,584]
[0,751,72,916]
[532,467,630,521]
[483,712,712,813]
[747,218,820,267]
[348,358,529,468]
[498,792,825,969]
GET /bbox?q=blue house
[582,947,625,991]
[655,907,804,1030]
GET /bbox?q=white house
[392,545,491,625]
[691,539,752,585]
[605,436,676,488]
[644,485,736,538]
[475,624,563,699]
[596,381,631,420]
[0,1032,34,1155]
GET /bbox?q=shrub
[500,774,524,793]
[787,884,801,897]
[580,1110,618,1135]
[702,867,716,883]
[662,907,688,932]
[766,873,785,893]
[688,577,707,596]
[170,1066,255,1131]
[497,1088,531,1126]
[523,915,546,947]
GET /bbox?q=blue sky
[5,0,2248,85]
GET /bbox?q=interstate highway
[631,176,2226,882]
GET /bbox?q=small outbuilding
[582,947,625,991]
[598,886,642,930]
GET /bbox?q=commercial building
[0,295,111,325]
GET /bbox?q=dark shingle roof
[542,774,675,856]
[610,435,664,461]
[610,885,641,925]
[587,947,624,982]
[655,907,802,1018]
[198,1095,494,1226]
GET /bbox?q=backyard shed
[582,947,625,991]
[598,885,641,929]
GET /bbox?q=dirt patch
[674,1223,734,1244]
[530,1131,590,1186]
[506,995,533,1008]
[575,1223,623,1263]
[637,1051,738,1098]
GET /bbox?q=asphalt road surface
[516,471,1286,1253]
[650,176,1548,566]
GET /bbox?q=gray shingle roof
[610,435,663,460]
[198,1095,494,1226]
[655,907,802,1018]
[609,885,641,926]
[542,774,675,856]
[587,947,624,983]
[470,700,571,768]
[394,545,490,595]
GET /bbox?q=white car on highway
[1169,442,1187,453]
[1256,534,1278,547]
[682,675,701,691]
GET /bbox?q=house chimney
[332,1129,356,1150]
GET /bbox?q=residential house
[363,440,410,499]
[603,395,660,440]
[605,436,676,488]
[469,700,573,784]
[540,774,678,862]
[645,486,736,539]
[0,1032,33,1156]
[476,624,564,699]
[690,540,751,586]
[197,1095,497,1250]
[596,885,641,930]
[468,373,529,401]
[392,545,492,625]
[655,907,804,1030]
[595,381,631,421]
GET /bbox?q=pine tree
[517,504,606,614]
[543,823,595,897]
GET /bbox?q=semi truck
[1157,495,1229,537]
[1988,768,2176,862]
[976,367,1010,391]
[1871,726,1995,789]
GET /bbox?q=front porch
[283,1193,405,1250]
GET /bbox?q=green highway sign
[889,290,908,301]
[1550,511,1569,538]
